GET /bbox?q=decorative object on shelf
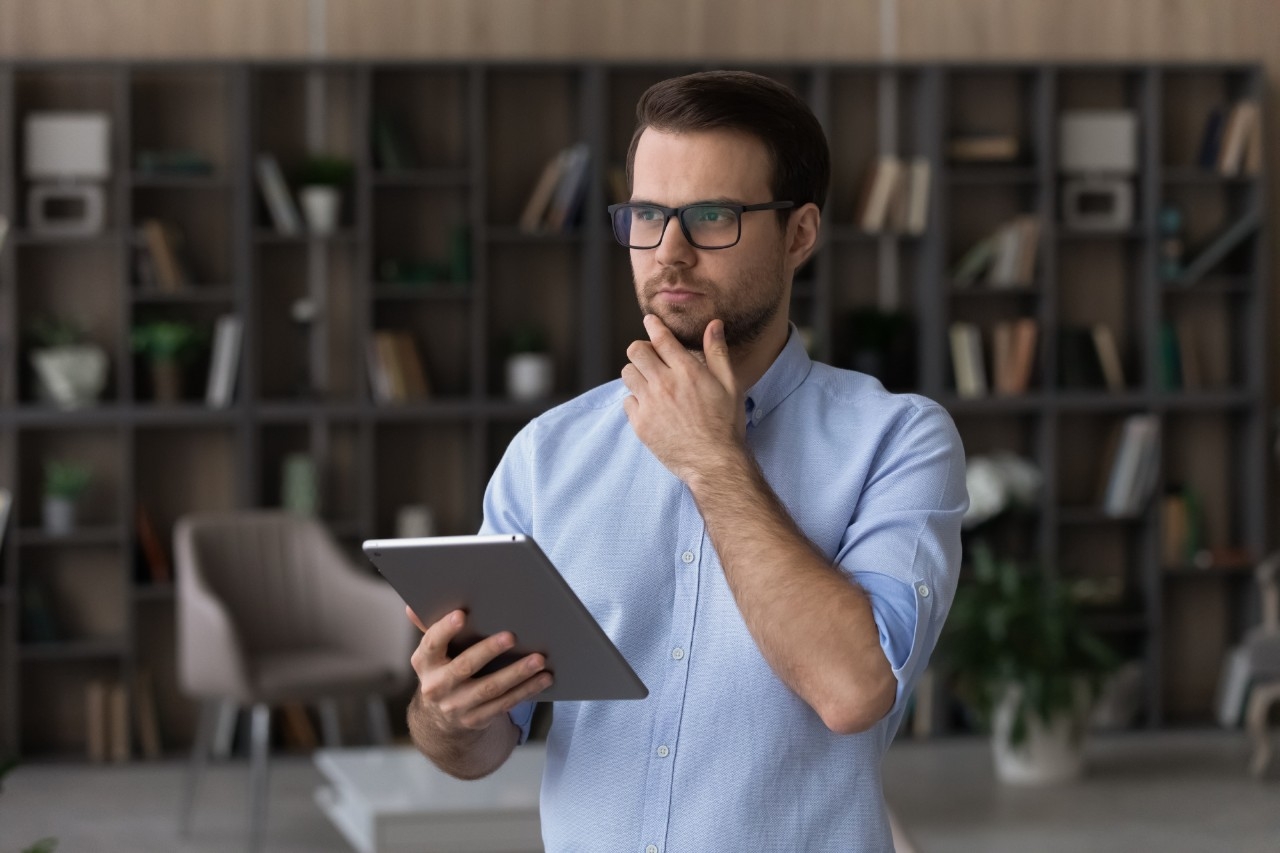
[24,111,111,237]
[282,452,319,516]
[296,154,354,236]
[42,458,91,535]
[204,314,243,408]
[504,326,554,401]
[1058,110,1137,233]
[1157,204,1186,282]
[26,315,109,409]
[130,319,205,403]
[943,543,1119,785]
[962,452,1042,530]
[396,504,436,538]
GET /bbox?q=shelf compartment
[18,638,127,661]
[15,525,125,548]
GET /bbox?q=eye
[633,206,663,222]
[690,206,734,224]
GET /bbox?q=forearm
[406,692,520,780]
[688,450,896,734]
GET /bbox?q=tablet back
[364,534,647,701]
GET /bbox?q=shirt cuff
[852,571,926,711]
[509,700,536,744]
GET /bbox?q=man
[406,70,967,851]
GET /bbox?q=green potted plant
[43,459,91,536]
[131,319,204,402]
[943,543,1119,784]
[26,315,108,409]
[296,154,354,236]
[504,325,554,401]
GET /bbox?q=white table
[314,744,545,853]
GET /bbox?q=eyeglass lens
[613,204,741,249]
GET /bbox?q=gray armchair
[175,510,415,852]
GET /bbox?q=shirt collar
[744,324,812,426]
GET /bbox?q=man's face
[628,128,790,351]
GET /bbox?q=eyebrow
[626,197,746,207]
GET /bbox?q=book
[545,142,591,233]
[947,134,1019,162]
[140,219,188,291]
[393,332,431,400]
[108,679,131,762]
[948,322,987,398]
[374,332,407,401]
[0,213,9,255]
[86,680,109,763]
[1217,101,1260,176]
[904,157,932,235]
[1196,107,1226,170]
[0,488,11,558]
[856,155,902,232]
[135,502,171,585]
[255,153,302,236]
[366,337,394,404]
[950,233,997,287]
[204,314,243,407]
[1102,414,1160,516]
[1008,318,1038,393]
[133,669,163,760]
[1161,489,1191,568]
[519,148,569,233]
[1158,322,1182,391]
[1091,324,1126,392]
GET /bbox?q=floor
[0,730,1277,852]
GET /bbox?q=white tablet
[364,534,648,701]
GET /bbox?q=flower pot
[991,684,1086,785]
[300,185,341,236]
[150,359,184,403]
[42,495,77,536]
[505,352,554,401]
[30,344,108,409]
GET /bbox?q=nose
[653,214,696,267]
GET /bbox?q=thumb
[703,319,735,391]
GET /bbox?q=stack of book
[949,317,1039,398]
[1098,413,1161,517]
[135,219,194,291]
[951,215,1041,288]
[367,330,431,403]
[518,142,591,234]
[1197,99,1263,176]
[851,155,931,234]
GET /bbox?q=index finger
[419,609,467,664]
[642,314,695,365]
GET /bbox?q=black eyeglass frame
[606,200,796,250]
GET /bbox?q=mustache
[643,269,714,292]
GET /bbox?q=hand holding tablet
[365,534,648,702]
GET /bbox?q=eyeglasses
[607,201,795,250]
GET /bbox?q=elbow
[815,675,897,736]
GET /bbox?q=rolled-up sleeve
[836,403,967,719]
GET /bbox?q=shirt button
[656,745,670,758]
[646,846,659,853]
[672,647,685,661]
[681,551,695,564]
[916,583,930,598]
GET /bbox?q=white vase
[505,353,554,401]
[990,684,1086,785]
[299,185,341,235]
[42,495,77,536]
[30,344,108,409]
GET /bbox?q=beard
[636,255,788,351]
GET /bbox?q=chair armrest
[174,519,254,702]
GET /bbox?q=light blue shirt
[481,328,967,852]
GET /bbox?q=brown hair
[625,70,831,223]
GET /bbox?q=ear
[786,203,822,269]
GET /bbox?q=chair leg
[366,695,392,745]
[248,703,272,853]
[1246,682,1280,778]
[179,698,219,837]
[318,698,342,747]
[211,697,239,760]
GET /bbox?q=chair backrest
[178,510,352,653]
